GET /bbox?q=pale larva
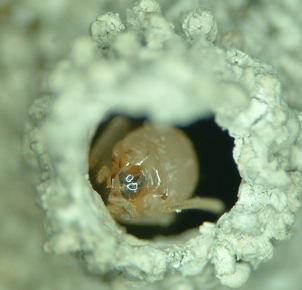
[89,118,224,226]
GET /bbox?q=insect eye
[118,165,145,199]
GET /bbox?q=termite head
[117,164,146,199]
[108,148,161,205]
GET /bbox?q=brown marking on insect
[89,119,225,226]
[161,192,168,200]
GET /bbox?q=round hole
[88,116,240,239]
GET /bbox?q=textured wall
[1,0,302,289]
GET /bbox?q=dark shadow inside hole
[89,116,241,240]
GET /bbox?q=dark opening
[89,116,240,240]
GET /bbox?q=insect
[89,117,225,226]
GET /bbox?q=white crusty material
[27,0,302,289]
[182,7,218,42]
[91,12,126,48]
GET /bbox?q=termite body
[89,118,224,226]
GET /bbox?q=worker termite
[89,117,225,226]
